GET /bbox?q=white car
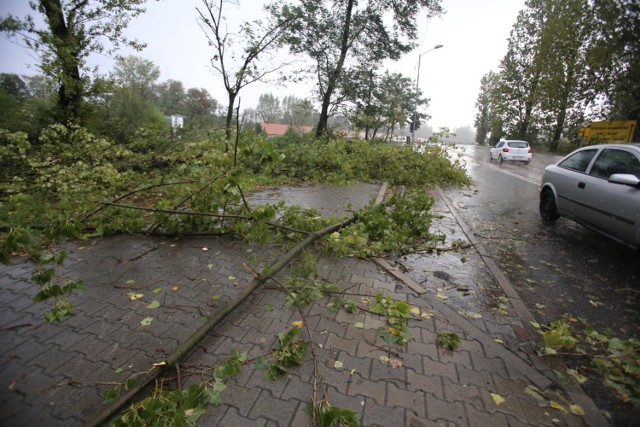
[489,139,532,164]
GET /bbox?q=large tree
[196,0,294,141]
[273,0,443,138]
[0,0,147,123]
[494,0,545,141]
[256,93,282,123]
[584,0,640,140]
[282,95,316,127]
[342,67,420,141]
[474,71,498,145]
[536,0,589,151]
[102,55,166,141]
[184,87,218,123]
[156,79,187,115]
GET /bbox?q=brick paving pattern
[0,186,604,426]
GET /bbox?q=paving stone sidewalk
[0,184,604,426]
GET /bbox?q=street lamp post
[411,44,443,145]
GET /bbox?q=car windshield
[508,141,528,148]
[559,149,597,173]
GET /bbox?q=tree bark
[40,0,83,122]
[225,92,237,143]
[315,0,354,138]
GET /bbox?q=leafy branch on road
[531,315,640,410]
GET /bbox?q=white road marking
[483,163,540,186]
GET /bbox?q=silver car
[539,143,640,250]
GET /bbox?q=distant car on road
[539,143,640,250]
[489,139,532,164]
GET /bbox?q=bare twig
[79,180,196,223]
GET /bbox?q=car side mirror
[608,173,640,189]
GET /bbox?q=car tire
[539,189,560,221]
[524,161,530,165]
[489,153,493,162]
[498,155,504,164]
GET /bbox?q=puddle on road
[387,198,521,328]
[248,182,382,218]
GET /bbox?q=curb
[434,186,610,427]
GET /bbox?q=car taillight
[528,148,533,153]
[503,147,509,152]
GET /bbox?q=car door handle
[578,182,586,189]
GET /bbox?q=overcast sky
[0,0,524,131]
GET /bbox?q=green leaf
[524,385,546,402]
[103,388,119,404]
[437,331,460,351]
[147,300,160,309]
[140,317,153,326]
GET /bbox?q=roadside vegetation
[473,0,639,150]
[5,0,637,424]
[0,121,468,425]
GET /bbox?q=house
[258,122,313,137]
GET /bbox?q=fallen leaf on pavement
[292,320,304,328]
[491,393,505,405]
[550,401,568,413]
[140,317,153,326]
[129,293,143,301]
[567,369,587,384]
[147,300,160,309]
[524,385,546,402]
[569,404,585,416]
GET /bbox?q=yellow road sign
[582,120,637,144]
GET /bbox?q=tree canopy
[0,0,148,123]
[272,0,443,138]
[475,0,640,150]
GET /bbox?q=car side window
[590,149,640,179]
[495,142,503,148]
[559,149,597,173]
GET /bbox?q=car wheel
[498,155,504,164]
[524,161,530,165]
[539,189,560,221]
[489,152,493,162]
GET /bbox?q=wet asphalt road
[443,145,639,340]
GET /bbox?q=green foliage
[477,0,639,150]
[532,316,640,409]
[1,122,468,324]
[272,0,443,136]
[1,0,147,122]
[258,327,308,380]
[277,138,468,187]
[324,188,439,257]
[109,383,207,427]
[437,331,461,351]
[1,227,84,322]
[370,293,412,345]
[0,129,30,184]
[284,252,339,308]
[540,318,577,353]
[107,350,247,426]
[313,399,359,427]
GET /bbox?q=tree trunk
[40,0,83,122]
[549,64,575,152]
[315,0,354,138]
[225,92,237,142]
